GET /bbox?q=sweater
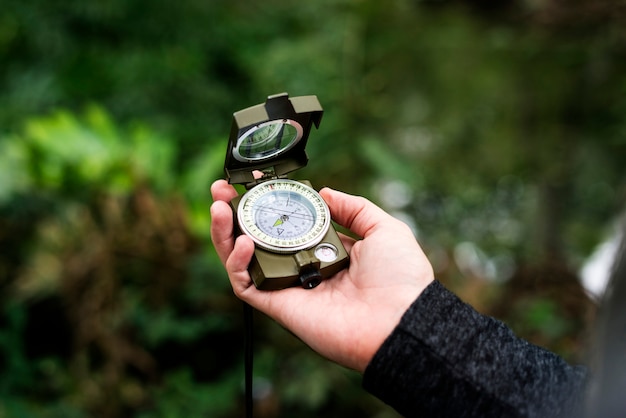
[362,280,588,417]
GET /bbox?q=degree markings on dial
[237,180,330,251]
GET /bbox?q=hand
[210,180,434,372]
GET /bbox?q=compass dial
[237,179,331,253]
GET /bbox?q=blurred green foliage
[1,0,625,416]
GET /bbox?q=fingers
[225,235,256,295]
[210,179,240,264]
[210,179,255,297]
[319,188,391,238]
[210,200,236,264]
[211,179,239,203]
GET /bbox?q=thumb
[319,188,390,238]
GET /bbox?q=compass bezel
[236,179,331,253]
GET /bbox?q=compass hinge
[244,167,287,189]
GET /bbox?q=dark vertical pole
[244,302,253,418]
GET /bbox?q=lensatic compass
[224,93,349,290]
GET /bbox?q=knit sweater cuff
[362,280,586,417]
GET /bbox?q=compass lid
[224,93,323,185]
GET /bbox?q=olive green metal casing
[225,93,322,184]
[229,180,349,290]
[224,93,349,290]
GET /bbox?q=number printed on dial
[237,179,331,253]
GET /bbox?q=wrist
[354,280,433,372]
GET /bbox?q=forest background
[1,0,625,417]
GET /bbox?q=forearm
[363,280,588,418]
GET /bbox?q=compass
[224,93,349,290]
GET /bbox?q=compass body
[225,93,349,290]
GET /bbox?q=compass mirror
[232,119,303,163]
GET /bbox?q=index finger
[211,179,239,203]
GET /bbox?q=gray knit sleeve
[362,280,588,417]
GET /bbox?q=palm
[275,225,428,367]
[211,180,433,372]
